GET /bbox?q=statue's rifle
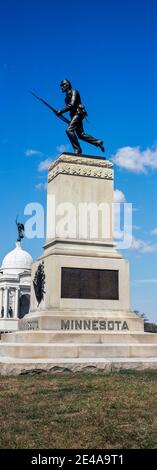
[30,91,70,124]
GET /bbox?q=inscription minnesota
[61,319,129,331]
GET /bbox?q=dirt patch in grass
[0,370,157,449]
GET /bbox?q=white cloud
[151,227,157,236]
[113,190,133,248]
[38,159,52,171]
[129,237,157,253]
[114,189,126,203]
[56,144,69,154]
[35,182,47,190]
[25,149,43,157]
[112,145,157,173]
[114,189,137,211]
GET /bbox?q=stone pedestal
[30,153,130,316]
[0,153,157,375]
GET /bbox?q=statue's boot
[74,149,82,155]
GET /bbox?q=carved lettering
[61,319,129,331]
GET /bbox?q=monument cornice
[48,153,114,182]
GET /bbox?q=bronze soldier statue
[57,80,105,155]
[16,217,24,242]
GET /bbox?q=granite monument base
[0,154,157,374]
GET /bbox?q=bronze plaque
[61,267,119,300]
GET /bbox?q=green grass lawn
[0,370,157,449]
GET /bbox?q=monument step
[0,342,157,359]
[1,357,157,375]
[27,309,141,318]
[2,330,157,344]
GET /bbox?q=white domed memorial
[0,242,33,331]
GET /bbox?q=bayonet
[30,91,70,124]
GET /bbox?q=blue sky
[0,0,157,321]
